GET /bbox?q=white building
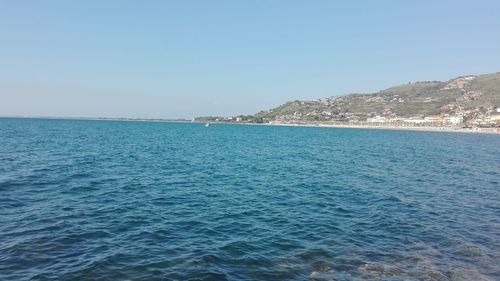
[403,118,427,124]
[444,115,463,126]
[367,116,387,123]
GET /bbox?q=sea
[0,118,499,281]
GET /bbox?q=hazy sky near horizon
[1,0,500,118]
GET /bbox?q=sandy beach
[262,122,500,134]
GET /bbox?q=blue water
[1,118,499,281]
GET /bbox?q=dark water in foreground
[1,118,499,281]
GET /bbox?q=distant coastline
[195,72,500,132]
[1,116,499,134]
[260,122,500,134]
[194,119,500,134]
[0,115,192,123]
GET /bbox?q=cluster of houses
[197,108,500,128]
[270,106,500,128]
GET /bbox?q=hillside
[253,72,500,123]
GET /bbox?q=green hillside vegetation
[462,73,500,107]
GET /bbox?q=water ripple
[0,118,499,280]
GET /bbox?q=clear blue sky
[1,0,500,119]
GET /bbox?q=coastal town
[262,103,500,128]
[194,107,500,132]
[195,73,500,132]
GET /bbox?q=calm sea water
[0,118,499,281]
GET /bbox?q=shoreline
[1,116,498,134]
[224,121,500,134]
[0,115,192,123]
